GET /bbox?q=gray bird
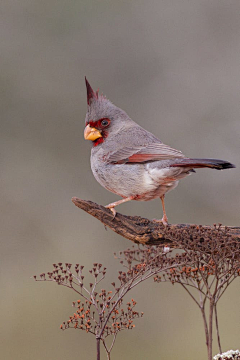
[84,78,235,224]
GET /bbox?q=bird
[83,78,235,225]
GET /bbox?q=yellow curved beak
[84,124,102,141]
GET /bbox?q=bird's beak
[84,124,102,141]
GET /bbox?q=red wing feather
[128,153,176,162]
[108,143,185,164]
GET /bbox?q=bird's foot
[105,197,134,220]
[105,205,116,219]
[152,215,169,226]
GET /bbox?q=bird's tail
[170,158,235,170]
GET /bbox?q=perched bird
[83,78,235,224]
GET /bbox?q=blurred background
[1,0,240,359]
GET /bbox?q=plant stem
[102,339,111,360]
[96,338,100,360]
[214,304,222,354]
[208,300,214,360]
[200,305,209,349]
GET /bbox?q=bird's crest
[85,77,98,105]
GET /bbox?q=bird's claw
[152,216,169,226]
[105,205,116,219]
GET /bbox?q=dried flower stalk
[34,246,187,359]
[34,223,240,359]
[149,224,240,360]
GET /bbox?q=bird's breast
[90,151,186,200]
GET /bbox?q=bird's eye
[101,119,109,126]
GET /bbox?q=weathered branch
[72,197,240,246]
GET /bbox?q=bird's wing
[107,142,185,164]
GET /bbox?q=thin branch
[216,275,238,301]
[214,304,222,354]
[199,302,209,349]
[208,300,214,360]
[109,332,118,354]
[179,283,201,308]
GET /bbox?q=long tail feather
[170,158,235,170]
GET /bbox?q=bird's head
[84,78,131,147]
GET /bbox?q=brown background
[1,1,240,359]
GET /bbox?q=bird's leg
[160,195,168,225]
[153,195,169,225]
[105,196,134,218]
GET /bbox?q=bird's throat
[93,137,104,147]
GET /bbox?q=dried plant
[149,225,240,360]
[34,224,240,359]
[34,247,186,360]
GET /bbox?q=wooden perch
[72,197,240,246]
